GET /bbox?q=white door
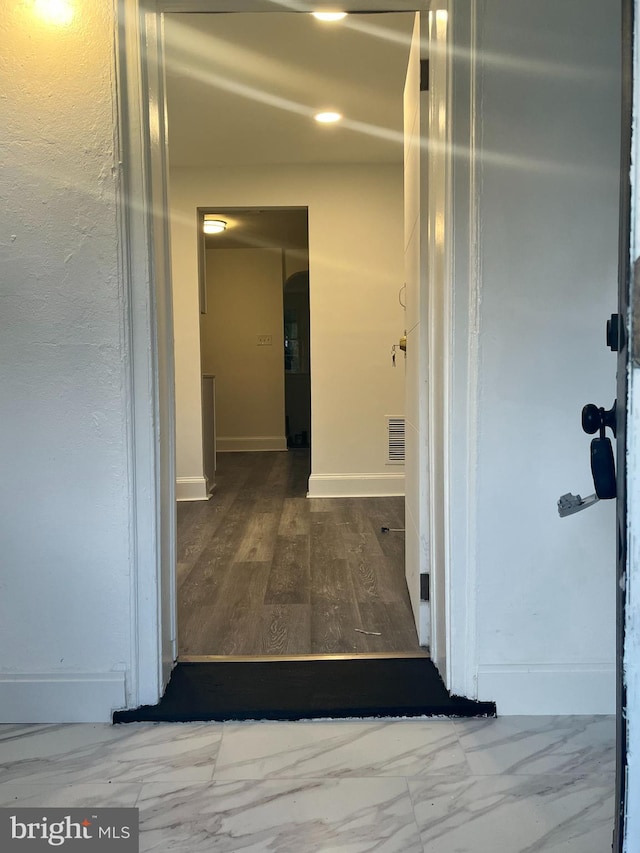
[403,11,430,646]
[425,4,450,676]
[403,4,451,664]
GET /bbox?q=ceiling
[164,11,415,167]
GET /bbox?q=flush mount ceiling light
[312,11,347,21]
[203,217,227,235]
[33,0,75,26]
[314,111,342,124]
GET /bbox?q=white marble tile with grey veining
[0,723,223,785]
[453,715,616,776]
[137,777,423,853]
[0,717,619,852]
[213,719,469,780]
[0,724,120,754]
[409,772,615,853]
[0,782,142,809]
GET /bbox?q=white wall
[466,0,620,713]
[170,163,406,497]
[202,248,286,451]
[0,2,129,720]
[171,190,205,496]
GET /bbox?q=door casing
[115,0,479,707]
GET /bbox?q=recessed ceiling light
[312,12,348,22]
[203,217,227,235]
[314,111,342,124]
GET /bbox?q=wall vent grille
[387,417,405,464]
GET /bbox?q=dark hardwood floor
[177,450,424,657]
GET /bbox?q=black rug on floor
[113,658,496,722]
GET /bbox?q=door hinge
[420,59,429,92]
[420,573,430,601]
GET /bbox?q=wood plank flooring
[177,451,423,657]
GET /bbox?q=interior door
[403,4,450,659]
[403,11,430,645]
[568,0,635,844]
[556,2,634,841]
[425,3,450,675]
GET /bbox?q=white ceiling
[164,11,415,167]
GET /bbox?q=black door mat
[113,658,496,722]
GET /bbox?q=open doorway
[167,11,427,659]
[198,205,310,460]
[283,268,311,452]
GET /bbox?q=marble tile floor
[0,715,615,852]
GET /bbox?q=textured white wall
[470,0,620,713]
[170,163,406,496]
[0,2,130,718]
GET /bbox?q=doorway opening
[167,10,428,662]
[284,269,311,451]
[197,204,310,459]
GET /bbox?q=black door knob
[581,401,617,438]
[582,404,601,435]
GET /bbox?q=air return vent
[387,417,405,464]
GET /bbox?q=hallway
[177,451,422,657]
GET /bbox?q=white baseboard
[0,672,126,723]
[176,476,209,501]
[307,473,405,498]
[477,663,616,715]
[217,436,287,452]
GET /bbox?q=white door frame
[445,0,480,698]
[115,0,479,709]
